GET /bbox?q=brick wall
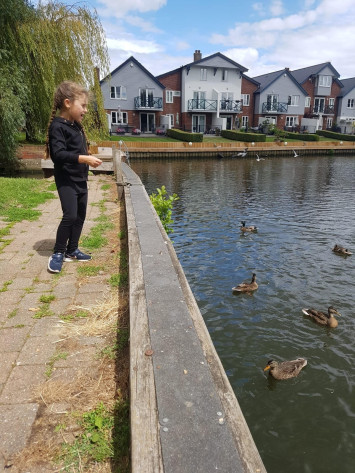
[241,77,259,127]
[158,71,182,128]
[18,145,45,160]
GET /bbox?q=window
[110,86,127,99]
[347,98,354,108]
[305,97,311,107]
[241,94,250,106]
[242,116,249,127]
[111,111,128,124]
[166,114,174,127]
[166,90,173,103]
[329,98,335,107]
[326,118,333,129]
[318,75,332,87]
[285,116,298,127]
[221,92,234,110]
[200,68,207,80]
[288,95,300,106]
[222,69,228,81]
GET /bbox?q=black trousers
[54,178,88,254]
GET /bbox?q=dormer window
[318,75,332,87]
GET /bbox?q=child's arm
[78,155,102,168]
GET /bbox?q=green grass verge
[0,177,56,222]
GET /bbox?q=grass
[32,293,56,319]
[108,272,128,288]
[0,280,13,292]
[0,177,56,223]
[45,352,69,377]
[77,265,105,277]
[60,309,90,322]
[81,220,114,250]
[57,401,130,471]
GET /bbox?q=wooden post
[113,144,124,200]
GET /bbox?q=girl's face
[63,93,88,123]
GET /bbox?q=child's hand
[79,155,102,168]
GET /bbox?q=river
[131,155,355,473]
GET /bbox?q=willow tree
[0,1,110,172]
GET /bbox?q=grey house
[336,78,355,134]
[252,68,308,130]
[100,56,165,133]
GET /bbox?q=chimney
[194,50,202,62]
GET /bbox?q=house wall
[256,75,306,116]
[158,71,182,128]
[241,77,259,127]
[181,64,242,114]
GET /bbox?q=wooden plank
[125,186,164,473]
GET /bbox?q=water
[131,155,355,473]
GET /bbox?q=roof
[252,68,308,95]
[100,56,165,89]
[157,51,248,79]
[290,62,340,84]
[338,77,355,97]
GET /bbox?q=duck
[302,306,341,328]
[264,358,307,380]
[333,244,352,256]
[232,273,258,293]
[240,221,257,232]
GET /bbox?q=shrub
[221,130,266,142]
[316,130,355,141]
[166,128,203,142]
[150,186,179,234]
[283,132,320,141]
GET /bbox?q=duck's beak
[263,365,270,372]
[335,310,341,317]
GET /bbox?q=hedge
[166,128,203,142]
[221,130,266,142]
[316,130,355,141]
[283,131,320,141]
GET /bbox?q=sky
[35,0,355,79]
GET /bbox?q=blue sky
[36,0,355,79]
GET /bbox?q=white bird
[237,147,248,157]
[256,154,264,161]
[293,149,299,157]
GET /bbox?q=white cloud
[97,0,167,18]
[222,48,259,72]
[107,38,162,55]
[175,41,190,51]
[270,0,284,17]
[124,15,163,33]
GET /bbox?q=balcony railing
[188,99,217,111]
[134,96,163,109]
[312,105,335,115]
[262,102,288,113]
[220,100,242,112]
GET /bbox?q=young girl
[45,81,102,273]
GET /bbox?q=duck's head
[241,221,246,226]
[328,306,341,317]
[251,273,257,281]
[264,360,277,372]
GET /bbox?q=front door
[140,113,155,133]
[192,115,206,133]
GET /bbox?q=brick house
[157,50,248,133]
[290,62,343,132]
[240,75,260,130]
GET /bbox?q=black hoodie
[49,116,89,181]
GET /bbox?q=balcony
[262,102,288,113]
[312,105,335,115]
[188,99,217,112]
[134,96,163,110]
[220,100,242,113]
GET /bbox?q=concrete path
[0,175,114,470]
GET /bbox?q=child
[45,81,102,273]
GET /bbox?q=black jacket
[49,117,89,181]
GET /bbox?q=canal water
[132,155,355,473]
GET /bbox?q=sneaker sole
[47,262,62,273]
[64,257,92,262]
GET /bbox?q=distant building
[336,77,355,134]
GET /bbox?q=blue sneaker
[64,248,92,262]
[48,252,64,273]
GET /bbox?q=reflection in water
[132,156,355,473]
